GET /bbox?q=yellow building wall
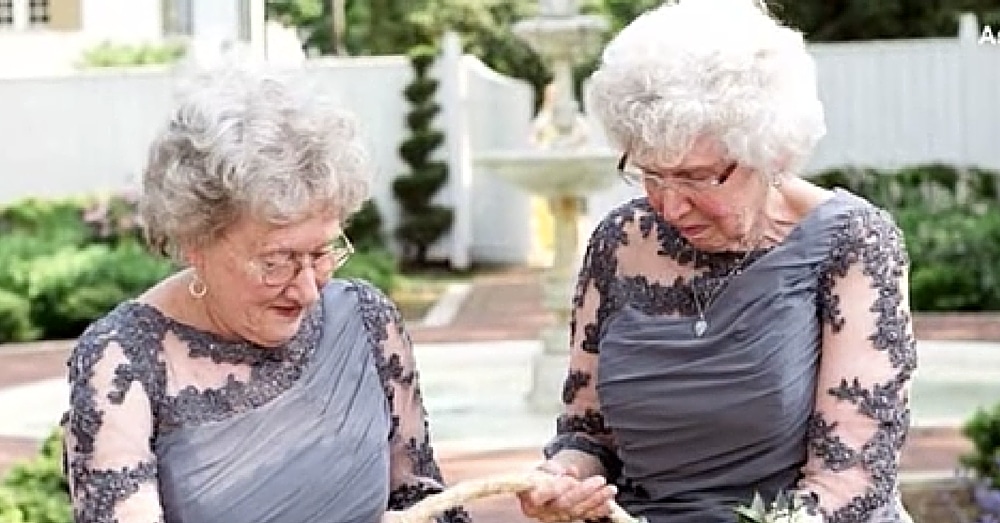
[48,0,81,30]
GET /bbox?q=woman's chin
[250,311,304,347]
[684,236,721,252]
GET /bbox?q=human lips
[270,304,303,319]
[677,225,709,237]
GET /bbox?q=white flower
[734,491,823,523]
[774,507,824,523]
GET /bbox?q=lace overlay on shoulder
[547,198,771,477]
[351,280,471,523]
[157,304,321,431]
[803,205,917,523]
[64,299,322,523]
[546,193,915,523]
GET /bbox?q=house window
[162,0,193,35]
[28,0,47,25]
[0,0,14,27]
[237,0,251,41]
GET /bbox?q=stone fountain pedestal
[476,0,613,414]
[477,150,617,413]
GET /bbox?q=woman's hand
[517,460,618,523]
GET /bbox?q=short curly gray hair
[585,0,826,176]
[140,64,371,259]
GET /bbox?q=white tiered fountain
[476,0,617,413]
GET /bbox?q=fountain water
[475,0,617,413]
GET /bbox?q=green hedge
[0,430,70,523]
[812,164,1000,311]
[0,195,175,343]
[78,40,186,69]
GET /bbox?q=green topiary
[392,44,453,266]
[345,199,387,252]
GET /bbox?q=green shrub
[26,242,175,340]
[0,199,90,248]
[0,234,54,296]
[0,193,142,249]
[337,249,397,294]
[0,195,174,342]
[812,164,1000,311]
[961,402,1000,490]
[80,193,143,246]
[0,429,71,523]
[78,40,186,68]
[0,289,38,343]
[894,208,1000,311]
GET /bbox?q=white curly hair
[139,63,371,260]
[585,0,826,177]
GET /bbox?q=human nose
[650,184,693,222]
[283,261,322,305]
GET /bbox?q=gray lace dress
[545,189,917,523]
[63,279,470,523]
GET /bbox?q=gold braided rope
[396,472,645,523]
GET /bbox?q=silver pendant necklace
[691,280,715,337]
[690,244,760,337]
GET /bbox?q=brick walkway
[0,266,992,523]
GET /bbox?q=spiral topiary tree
[392,44,453,266]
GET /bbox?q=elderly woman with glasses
[61,65,469,523]
[518,1,917,523]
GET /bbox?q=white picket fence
[1,19,999,267]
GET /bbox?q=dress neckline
[121,299,323,365]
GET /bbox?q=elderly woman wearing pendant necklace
[516,1,918,523]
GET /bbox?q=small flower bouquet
[734,490,823,523]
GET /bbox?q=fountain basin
[512,15,608,57]
[476,149,619,198]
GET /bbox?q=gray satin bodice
[546,189,918,523]
[599,213,831,520]
[156,284,391,523]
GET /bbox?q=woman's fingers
[519,470,575,519]
[518,462,618,523]
[552,475,614,517]
[577,484,618,520]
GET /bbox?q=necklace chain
[690,238,763,337]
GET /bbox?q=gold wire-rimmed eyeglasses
[247,233,355,287]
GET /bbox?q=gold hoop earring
[188,274,208,299]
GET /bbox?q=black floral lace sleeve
[800,206,918,522]
[543,207,633,480]
[64,313,166,523]
[354,281,472,523]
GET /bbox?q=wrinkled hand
[517,460,618,523]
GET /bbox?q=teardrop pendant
[694,319,708,337]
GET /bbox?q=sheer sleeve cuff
[544,434,622,480]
